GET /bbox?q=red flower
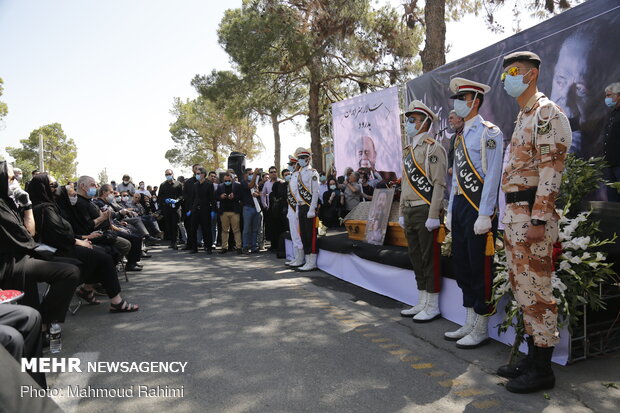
[552,241,563,270]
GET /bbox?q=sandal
[76,286,101,305]
[109,299,139,313]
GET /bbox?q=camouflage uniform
[502,92,572,347]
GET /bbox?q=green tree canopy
[218,0,423,171]
[0,77,8,122]
[193,69,306,170]
[7,123,78,184]
[166,96,263,171]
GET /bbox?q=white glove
[307,208,316,219]
[425,218,440,232]
[12,188,32,207]
[445,212,452,232]
[398,216,405,228]
[473,215,492,235]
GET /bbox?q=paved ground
[44,244,620,413]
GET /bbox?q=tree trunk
[212,139,220,170]
[308,78,323,172]
[270,113,282,171]
[419,0,446,73]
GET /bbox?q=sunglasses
[500,66,530,82]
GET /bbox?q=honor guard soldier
[398,100,448,323]
[285,154,305,267]
[497,51,571,394]
[291,147,321,272]
[444,78,504,348]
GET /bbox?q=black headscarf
[26,172,55,206]
[0,160,13,205]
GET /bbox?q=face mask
[115,196,122,202]
[248,175,253,181]
[284,175,291,182]
[320,176,326,182]
[196,174,202,180]
[69,195,78,205]
[107,194,115,202]
[122,196,129,202]
[123,180,129,185]
[405,121,420,138]
[503,72,530,98]
[605,97,616,108]
[14,174,22,182]
[453,98,474,118]
[165,175,173,181]
[298,158,308,167]
[224,181,232,186]
[287,165,295,172]
[87,187,97,197]
[330,184,336,190]
[139,185,145,189]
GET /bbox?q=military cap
[449,77,491,99]
[404,99,437,122]
[502,51,541,68]
[288,154,298,163]
[294,147,312,158]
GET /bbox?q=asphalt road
[44,245,620,413]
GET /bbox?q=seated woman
[26,173,138,313]
[0,161,81,331]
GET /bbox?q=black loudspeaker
[227,152,246,178]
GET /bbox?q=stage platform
[286,231,570,365]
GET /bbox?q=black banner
[287,186,297,211]
[454,135,483,210]
[298,179,312,206]
[402,147,433,205]
[405,0,620,200]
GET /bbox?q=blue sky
[0,0,539,187]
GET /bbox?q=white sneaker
[298,254,317,272]
[456,314,490,349]
[288,248,305,267]
[413,293,441,323]
[400,291,427,317]
[444,308,476,341]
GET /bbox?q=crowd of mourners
[0,158,383,388]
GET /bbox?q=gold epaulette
[423,138,436,145]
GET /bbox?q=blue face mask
[453,98,473,118]
[248,175,253,181]
[287,165,295,172]
[320,175,326,182]
[165,175,173,181]
[224,181,232,186]
[605,97,616,108]
[195,174,201,180]
[284,175,291,182]
[87,187,97,197]
[298,158,308,167]
[329,184,336,190]
[405,121,419,138]
[503,72,530,98]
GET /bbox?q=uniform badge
[429,155,438,164]
[312,176,318,181]
[537,121,551,135]
[540,144,551,155]
[486,139,497,149]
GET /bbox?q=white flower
[581,252,591,260]
[551,274,568,292]
[569,255,582,265]
[596,252,605,261]
[588,262,599,268]
[559,260,572,272]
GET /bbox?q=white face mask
[69,195,78,205]
[107,194,115,203]
[121,196,129,202]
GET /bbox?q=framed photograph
[365,188,395,245]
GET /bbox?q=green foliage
[218,0,424,170]
[556,155,606,216]
[0,77,7,122]
[6,123,78,184]
[166,97,263,171]
[97,168,109,186]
